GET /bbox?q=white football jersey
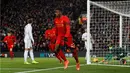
[24,23,34,43]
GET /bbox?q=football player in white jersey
[82,29,94,64]
[24,18,38,64]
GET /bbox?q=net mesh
[89,1,130,66]
[95,1,130,16]
[122,17,130,53]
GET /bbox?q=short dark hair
[8,31,12,34]
[55,7,63,12]
[27,18,33,23]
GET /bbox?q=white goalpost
[86,0,130,66]
[86,0,91,64]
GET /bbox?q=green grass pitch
[0,57,130,73]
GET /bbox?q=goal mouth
[90,1,130,17]
[86,0,130,66]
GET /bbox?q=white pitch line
[90,63,130,67]
[15,64,130,73]
[0,68,35,70]
[15,64,85,73]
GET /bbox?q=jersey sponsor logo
[56,24,64,27]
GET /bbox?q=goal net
[87,0,130,66]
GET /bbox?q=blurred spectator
[1,0,129,53]
[1,0,87,52]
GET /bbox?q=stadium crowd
[1,0,86,52]
[1,0,129,53]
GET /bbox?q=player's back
[24,24,32,40]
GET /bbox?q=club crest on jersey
[56,24,64,27]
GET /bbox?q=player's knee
[10,49,13,51]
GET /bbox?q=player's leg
[54,36,61,52]
[57,49,67,63]
[66,37,80,70]
[8,46,14,60]
[66,38,79,63]
[55,36,66,62]
[24,49,30,64]
[24,40,30,64]
[55,36,69,69]
[55,52,63,63]
[85,42,91,64]
[29,40,38,64]
[29,49,39,64]
[55,44,69,68]
[50,44,63,63]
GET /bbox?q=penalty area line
[15,63,130,73]
[90,63,130,67]
[0,68,34,70]
[15,64,85,73]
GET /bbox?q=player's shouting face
[55,9,62,17]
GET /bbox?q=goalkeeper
[101,45,113,64]
[102,45,127,64]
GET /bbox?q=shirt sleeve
[64,16,71,37]
[3,36,7,42]
[28,25,34,43]
[12,35,16,42]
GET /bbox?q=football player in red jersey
[45,25,68,64]
[3,31,16,60]
[54,8,80,70]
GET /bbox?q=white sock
[24,50,28,62]
[29,49,34,61]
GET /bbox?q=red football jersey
[45,28,56,43]
[3,35,16,46]
[54,15,72,37]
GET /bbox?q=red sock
[58,50,67,61]
[55,53,62,62]
[9,51,14,59]
[72,48,79,63]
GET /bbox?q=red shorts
[55,36,75,48]
[7,45,14,50]
[48,43,55,52]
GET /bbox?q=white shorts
[24,39,32,49]
[85,42,93,50]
